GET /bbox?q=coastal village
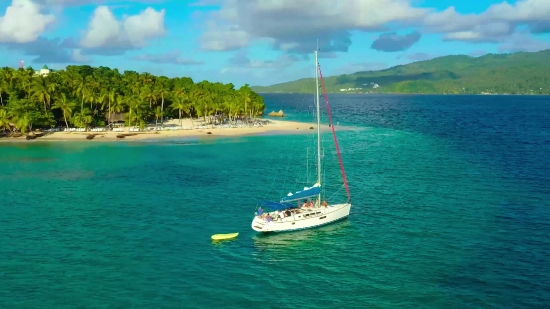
[339,82,380,92]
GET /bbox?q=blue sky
[1,0,549,87]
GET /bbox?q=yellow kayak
[211,232,239,241]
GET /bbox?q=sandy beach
[0,118,344,142]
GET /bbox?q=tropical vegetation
[251,49,550,95]
[0,65,265,135]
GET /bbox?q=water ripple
[1,95,549,308]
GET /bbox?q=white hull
[251,203,351,233]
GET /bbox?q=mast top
[314,44,321,189]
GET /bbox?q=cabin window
[319,216,326,219]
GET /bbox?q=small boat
[250,47,352,233]
[211,232,239,240]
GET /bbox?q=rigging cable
[317,64,351,202]
[259,77,312,207]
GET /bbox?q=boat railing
[258,207,329,223]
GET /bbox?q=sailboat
[251,49,352,233]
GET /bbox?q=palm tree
[154,106,163,127]
[0,108,11,132]
[125,95,144,130]
[230,98,243,121]
[13,112,30,134]
[0,63,266,133]
[52,93,76,128]
[170,96,190,127]
[97,88,107,119]
[73,75,88,111]
[142,86,156,108]
[86,78,99,110]
[0,79,7,106]
[72,109,93,131]
[239,84,253,119]
[99,88,116,126]
[191,87,209,123]
[154,80,170,125]
[110,94,125,120]
[31,76,55,112]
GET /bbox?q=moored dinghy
[211,232,239,240]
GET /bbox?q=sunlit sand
[0,118,345,142]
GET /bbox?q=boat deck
[252,203,351,232]
[257,204,347,223]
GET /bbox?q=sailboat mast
[315,49,321,203]
[306,147,309,184]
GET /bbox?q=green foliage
[29,110,55,129]
[251,49,550,94]
[72,109,93,129]
[0,108,11,131]
[13,113,30,133]
[0,65,265,134]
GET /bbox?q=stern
[251,217,267,232]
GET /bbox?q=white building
[34,65,52,76]
[339,87,362,92]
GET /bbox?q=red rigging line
[317,65,351,202]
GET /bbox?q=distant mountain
[251,49,550,94]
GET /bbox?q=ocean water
[1,94,549,308]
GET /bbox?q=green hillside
[251,49,550,94]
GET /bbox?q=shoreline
[0,119,354,143]
[256,92,550,96]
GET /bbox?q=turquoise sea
[1,94,549,308]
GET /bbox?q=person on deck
[257,207,263,216]
[322,200,328,207]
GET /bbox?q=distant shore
[255,92,550,95]
[0,118,345,143]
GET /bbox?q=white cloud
[498,30,550,52]
[199,0,550,52]
[484,0,550,24]
[0,0,55,43]
[200,21,249,51]
[79,5,165,49]
[71,48,89,62]
[199,0,427,53]
[131,51,204,65]
[35,0,165,5]
[426,0,550,42]
[224,51,299,71]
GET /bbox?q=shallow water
[1,94,549,308]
